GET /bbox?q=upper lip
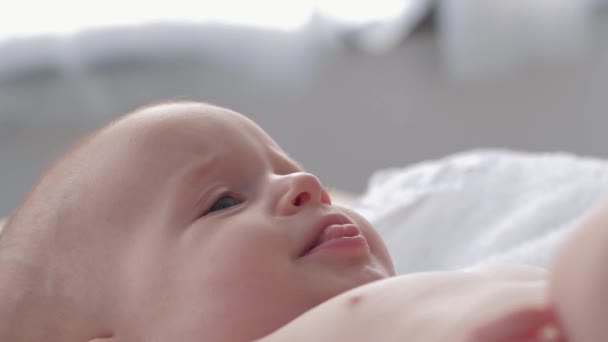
[299,213,354,257]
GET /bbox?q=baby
[0,102,394,341]
[0,101,604,341]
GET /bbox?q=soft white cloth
[353,149,608,274]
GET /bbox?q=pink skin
[550,200,608,341]
[0,102,395,341]
[262,262,556,342]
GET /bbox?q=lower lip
[306,234,369,255]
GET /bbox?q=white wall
[1,17,607,216]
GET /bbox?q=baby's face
[75,103,394,340]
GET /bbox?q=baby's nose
[276,172,331,216]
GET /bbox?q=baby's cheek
[342,207,395,276]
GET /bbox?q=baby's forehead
[107,103,274,151]
[87,102,294,184]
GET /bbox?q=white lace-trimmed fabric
[353,149,608,274]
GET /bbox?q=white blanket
[353,150,608,274]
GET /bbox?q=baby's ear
[468,306,564,341]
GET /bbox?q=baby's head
[0,102,394,341]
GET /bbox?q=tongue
[318,224,360,244]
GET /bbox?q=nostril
[292,192,310,206]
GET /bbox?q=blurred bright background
[1,0,607,215]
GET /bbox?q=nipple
[537,323,563,341]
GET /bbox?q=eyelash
[205,192,244,215]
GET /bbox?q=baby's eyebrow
[176,154,220,211]
[286,157,305,172]
[269,146,305,173]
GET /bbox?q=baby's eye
[209,195,241,213]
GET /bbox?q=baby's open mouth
[302,223,366,256]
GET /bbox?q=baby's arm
[551,200,608,341]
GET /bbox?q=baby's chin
[325,263,392,305]
[336,208,395,276]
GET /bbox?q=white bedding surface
[353,149,608,274]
